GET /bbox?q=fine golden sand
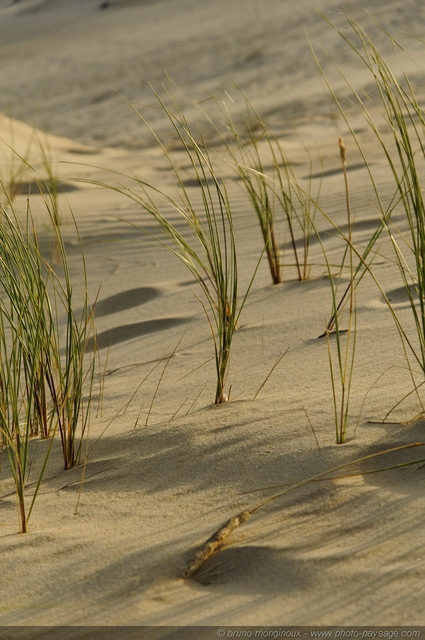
[0,0,424,632]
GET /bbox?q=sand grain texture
[0,0,424,632]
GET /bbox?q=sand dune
[0,0,424,634]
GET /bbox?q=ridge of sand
[0,0,424,631]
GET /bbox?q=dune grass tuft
[95,82,261,404]
[213,93,321,283]
[317,136,357,444]
[342,19,425,387]
[0,189,95,532]
[316,16,425,417]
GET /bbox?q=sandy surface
[0,0,425,634]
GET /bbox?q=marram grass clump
[91,81,261,404]
[0,192,95,533]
